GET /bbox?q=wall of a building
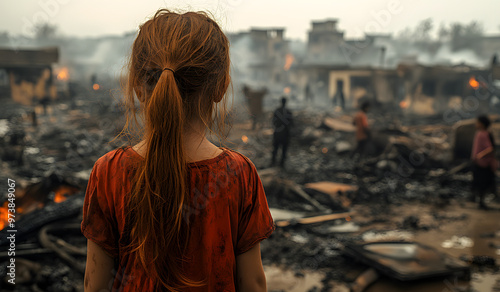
[329,70,371,106]
[8,67,56,106]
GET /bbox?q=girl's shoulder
[92,147,138,175]
[193,147,260,180]
[221,148,258,170]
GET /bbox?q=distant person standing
[350,101,370,160]
[40,96,50,115]
[471,115,497,209]
[271,97,293,167]
[305,84,313,104]
[333,80,345,110]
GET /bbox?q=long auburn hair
[121,9,230,291]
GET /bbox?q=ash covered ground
[0,92,499,292]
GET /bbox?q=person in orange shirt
[471,115,497,209]
[350,101,371,160]
[81,9,274,292]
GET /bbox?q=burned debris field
[1,89,500,291]
[1,5,500,292]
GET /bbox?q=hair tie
[162,67,175,74]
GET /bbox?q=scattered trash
[325,222,360,233]
[345,241,470,281]
[441,236,474,249]
[361,230,414,242]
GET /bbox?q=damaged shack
[0,47,59,106]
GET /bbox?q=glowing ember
[0,203,8,230]
[399,100,409,109]
[56,67,69,81]
[322,147,328,154]
[283,87,291,94]
[53,185,75,203]
[241,135,249,143]
[284,53,295,71]
[346,216,351,222]
[93,83,100,90]
[469,76,479,89]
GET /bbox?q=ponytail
[128,69,195,290]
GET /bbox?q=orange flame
[469,76,479,89]
[93,83,100,91]
[57,67,69,81]
[53,185,76,203]
[284,54,295,71]
[283,87,291,94]
[400,100,409,109]
[322,147,328,154]
[0,203,8,230]
[241,135,249,143]
[0,185,79,230]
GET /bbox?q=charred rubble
[0,88,498,291]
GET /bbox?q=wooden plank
[283,180,329,212]
[305,181,358,196]
[305,181,358,208]
[275,212,354,227]
[323,117,355,132]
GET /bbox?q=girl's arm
[236,243,267,292]
[84,240,115,292]
[477,146,494,159]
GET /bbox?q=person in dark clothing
[305,84,313,103]
[471,115,497,209]
[271,97,293,167]
[333,79,345,110]
[40,96,50,115]
[31,110,37,127]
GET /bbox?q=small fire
[241,135,249,143]
[53,185,76,203]
[284,54,295,71]
[399,100,409,109]
[0,184,79,231]
[93,83,100,91]
[469,76,480,89]
[57,67,69,81]
[0,203,8,230]
[346,216,351,222]
[322,147,328,154]
[283,87,291,94]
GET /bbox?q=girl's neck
[132,122,222,163]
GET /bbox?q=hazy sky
[1,0,499,40]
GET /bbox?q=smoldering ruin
[1,16,500,292]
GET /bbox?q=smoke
[417,44,487,67]
[0,32,136,85]
[289,39,306,59]
[229,34,255,88]
[69,34,135,82]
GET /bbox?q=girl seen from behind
[81,9,274,292]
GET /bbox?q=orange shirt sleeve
[81,161,119,257]
[362,113,368,128]
[236,160,275,255]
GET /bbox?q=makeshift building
[0,47,59,105]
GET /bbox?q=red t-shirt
[471,130,496,169]
[81,146,275,291]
